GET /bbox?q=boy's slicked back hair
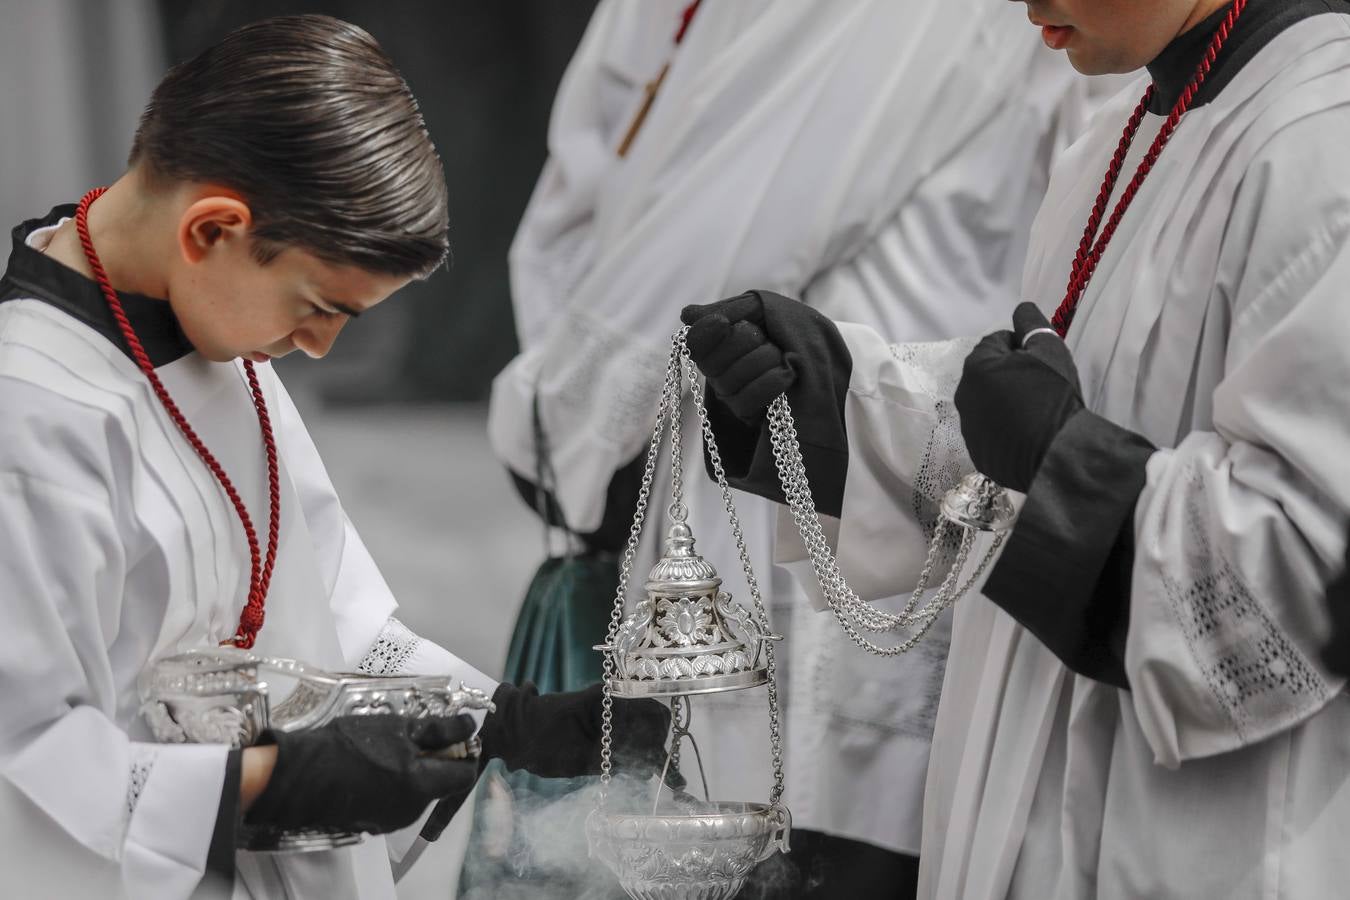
[130,14,448,278]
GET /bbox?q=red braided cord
[1052,0,1249,337]
[1066,86,1155,295]
[75,188,280,648]
[674,0,701,44]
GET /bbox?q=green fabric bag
[501,554,613,695]
[457,398,626,898]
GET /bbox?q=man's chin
[193,347,237,364]
[236,347,294,364]
[1066,46,1140,77]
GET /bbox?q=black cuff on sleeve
[701,291,853,518]
[982,408,1155,689]
[702,391,850,518]
[205,749,242,886]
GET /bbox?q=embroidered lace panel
[892,339,977,561]
[358,617,424,676]
[554,309,669,445]
[1164,471,1331,741]
[126,747,157,819]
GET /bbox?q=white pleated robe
[777,18,1350,898]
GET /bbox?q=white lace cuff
[357,617,424,676]
[356,616,500,728]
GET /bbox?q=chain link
[669,350,686,523]
[598,336,684,796]
[598,328,1004,809]
[765,393,1006,656]
[680,339,786,805]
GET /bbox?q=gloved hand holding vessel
[141,648,673,854]
[590,313,1019,899]
[680,297,1020,658]
[140,649,495,852]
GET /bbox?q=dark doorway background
[157,1,598,402]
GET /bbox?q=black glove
[478,682,670,780]
[680,290,853,518]
[245,714,480,835]
[1322,537,1350,677]
[681,291,844,424]
[954,302,1085,493]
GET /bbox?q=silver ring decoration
[1019,326,1061,348]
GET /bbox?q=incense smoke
[457,762,802,898]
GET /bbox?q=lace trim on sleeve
[892,339,977,556]
[357,617,425,676]
[1164,470,1332,742]
[126,746,157,819]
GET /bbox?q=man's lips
[1028,10,1073,38]
[1038,23,1075,50]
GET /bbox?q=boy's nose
[292,315,349,359]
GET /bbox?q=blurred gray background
[0,1,599,895]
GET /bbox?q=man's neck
[42,173,172,302]
[1145,0,1345,113]
[1178,0,1235,37]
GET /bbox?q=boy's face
[1013,0,1231,75]
[167,197,411,363]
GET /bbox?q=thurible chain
[598,336,684,795]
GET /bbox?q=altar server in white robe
[488,1,1095,891]
[0,16,670,900]
[680,0,1350,897]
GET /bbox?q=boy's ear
[178,194,253,264]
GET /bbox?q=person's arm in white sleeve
[961,119,1350,764]
[0,383,233,900]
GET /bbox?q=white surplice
[487,0,1094,855]
[777,17,1350,898]
[0,224,497,899]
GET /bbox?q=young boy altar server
[0,15,667,900]
[682,0,1350,897]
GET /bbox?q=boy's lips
[246,351,272,363]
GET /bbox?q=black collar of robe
[1146,0,1349,114]
[0,205,194,368]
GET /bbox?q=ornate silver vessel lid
[599,519,777,698]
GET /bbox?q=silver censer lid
[599,518,778,698]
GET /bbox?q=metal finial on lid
[645,521,719,587]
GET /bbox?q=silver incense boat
[140,647,493,852]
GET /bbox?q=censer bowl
[140,648,493,852]
[586,799,791,900]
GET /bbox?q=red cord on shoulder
[75,188,280,648]
[1051,0,1249,338]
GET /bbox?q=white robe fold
[783,18,1350,898]
[0,238,497,899]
